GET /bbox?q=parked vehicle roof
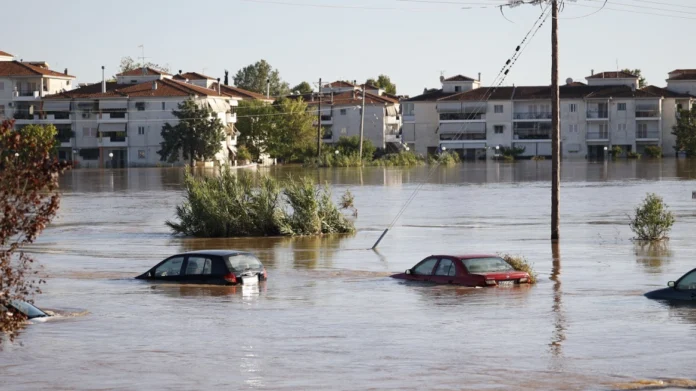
[429,254,500,260]
[178,250,252,257]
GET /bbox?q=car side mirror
[405,269,412,275]
[668,281,675,288]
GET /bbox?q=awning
[43,100,71,111]
[98,123,126,132]
[99,100,128,110]
[386,106,398,116]
[208,99,228,113]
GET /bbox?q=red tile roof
[45,79,224,99]
[324,81,356,88]
[117,67,171,77]
[0,61,74,78]
[210,83,273,101]
[667,69,696,81]
[444,75,475,82]
[0,50,14,57]
[641,85,695,98]
[173,72,216,81]
[290,90,398,106]
[44,82,129,99]
[586,71,638,79]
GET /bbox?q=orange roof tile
[211,83,273,101]
[0,61,74,78]
[586,71,638,79]
[117,67,171,77]
[0,50,14,57]
[173,72,216,81]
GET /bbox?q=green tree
[630,193,674,241]
[672,106,696,156]
[291,81,313,95]
[233,60,290,97]
[621,68,647,88]
[235,98,315,162]
[1,121,71,341]
[365,75,397,95]
[158,98,226,168]
[118,56,170,74]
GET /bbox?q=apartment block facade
[402,72,695,159]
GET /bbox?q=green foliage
[531,155,546,161]
[629,193,675,241]
[117,56,169,75]
[611,145,623,158]
[236,145,252,162]
[334,136,376,158]
[427,151,460,166]
[627,151,641,159]
[167,168,355,237]
[620,68,647,88]
[672,106,696,157]
[365,75,397,95]
[235,98,316,162]
[644,145,662,158]
[501,254,537,284]
[375,151,425,167]
[500,146,525,159]
[291,81,313,94]
[157,98,226,168]
[16,124,58,154]
[233,59,290,96]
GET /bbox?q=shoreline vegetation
[166,167,356,238]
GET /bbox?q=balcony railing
[15,89,39,97]
[439,112,486,121]
[514,130,551,140]
[513,112,552,120]
[13,112,33,120]
[635,110,659,118]
[636,130,660,139]
[320,115,332,121]
[586,131,609,140]
[587,110,609,119]
[439,132,486,141]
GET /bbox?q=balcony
[513,112,552,121]
[98,135,128,147]
[587,110,609,120]
[636,130,660,140]
[386,115,399,125]
[59,138,74,148]
[97,112,128,123]
[439,112,486,121]
[439,132,486,141]
[226,112,237,123]
[635,109,659,119]
[321,115,332,125]
[586,131,609,140]
[12,90,41,101]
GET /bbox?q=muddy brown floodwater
[2,160,696,391]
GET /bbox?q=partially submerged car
[645,267,696,302]
[0,300,50,320]
[391,254,531,287]
[136,250,267,285]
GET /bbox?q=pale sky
[4,0,694,96]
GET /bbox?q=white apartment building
[288,81,402,151]
[403,71,695,159]
[43,67,239,168]
[0,50,76,129]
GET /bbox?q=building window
[618,124,627,131]
[568,124,578,133]
[138,150,146,159]
[340,109,347,115]
[79,148,99,160]
[454,86,461,92]
[494,125,504,134]
[618,103,627,111]
[0,105,4,118]
[0,82,4,90]
[569,103,577,113]
[135,102,146,111]
[138,126,145,135]
[83,127,97,137]
[637,123,648,132]
[161,102,165,111]
[494,105,503,114]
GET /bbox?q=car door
[150,256,186,282]
[431,258,457,285]
[411,257,438,282]
[181,255,215,284]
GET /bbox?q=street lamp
[14,152,19,157]
[109,152,114,168]
[335,150,339,155]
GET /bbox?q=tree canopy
[235,97,315,162]
[233,60,290,97]
[672,105,696,156]
[118,56,170,75]
[621,68,647,88]
[291,81,313,95]
[158,98,226,168]
[365,75,397,95]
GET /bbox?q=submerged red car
[391,254,531,287]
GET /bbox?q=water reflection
[634,241,673,274]
[549,242,566,370]
[143,283,266,298]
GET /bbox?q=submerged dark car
[645,267,696,302]
[0,300,50,320]
[135,250,267,285]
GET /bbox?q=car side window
[185,256,212,275]
[413,258,438,275]
[676,270,696,290]
[154,256,184,277]
[434,259,456,276]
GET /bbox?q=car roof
[432,254,500,260]
[177,250,253,257]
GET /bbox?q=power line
[581,0,696,15]
[568,2,696,19]
[627,0,696,9]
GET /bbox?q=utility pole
[551,0,560,241]
[359,85,366,160]
[266,78,270,99]
[317,78,322,157]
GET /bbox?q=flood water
[3,159,696,391]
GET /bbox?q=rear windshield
[10,300,48,318]
[462,257,513,273]
[225,254,263,272]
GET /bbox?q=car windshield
[226,254,262,272]
[10,300,48,318]
[462,257,514,273]
[677,269,696,290]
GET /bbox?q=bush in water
[501,254,537,284]
[629,193,674,241]
[167,168,355,237]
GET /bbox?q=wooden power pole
[551,0,560,241]
[359,86,366,159]
[317,78,322,157]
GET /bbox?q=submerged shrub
[501,254,537,284]
[374,151,425,167]
[167,168,355,237]
[627,151,641,159]
[629,193,674,241]
[531,155,546,161]
[427,151,460,166]
[644,146,662,158]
